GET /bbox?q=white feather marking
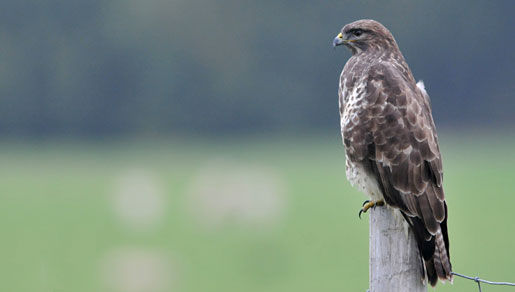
[345,157,383,201]
[402,145,413,154]
[341,78,366,132]
[397,117,405,128]
[416,80,427,96]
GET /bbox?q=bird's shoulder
[343,58,443,179]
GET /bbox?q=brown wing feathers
[359,64,452,286]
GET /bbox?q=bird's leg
[359,199,385,218]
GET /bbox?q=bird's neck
[352,48,415,84]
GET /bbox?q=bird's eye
[353,29,363,37]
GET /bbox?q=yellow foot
[358,200,385,218]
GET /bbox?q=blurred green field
[0,134,514,292]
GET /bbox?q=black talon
[359,200,370,219]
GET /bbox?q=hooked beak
[333,32,345,47]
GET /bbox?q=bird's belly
[345,157,383,201]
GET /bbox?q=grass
[0,133,513,291]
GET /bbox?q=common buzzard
[333,19,452,286]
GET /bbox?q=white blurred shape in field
[101,247,175,292]
[111,169,165,231]
[188,159,287,228]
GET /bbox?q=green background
[1,134,513,291]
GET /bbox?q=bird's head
[333,19,397,55]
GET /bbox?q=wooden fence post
[369,206,427,292]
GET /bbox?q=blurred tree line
[0,0,513,137]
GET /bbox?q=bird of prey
[333,19,452,286]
